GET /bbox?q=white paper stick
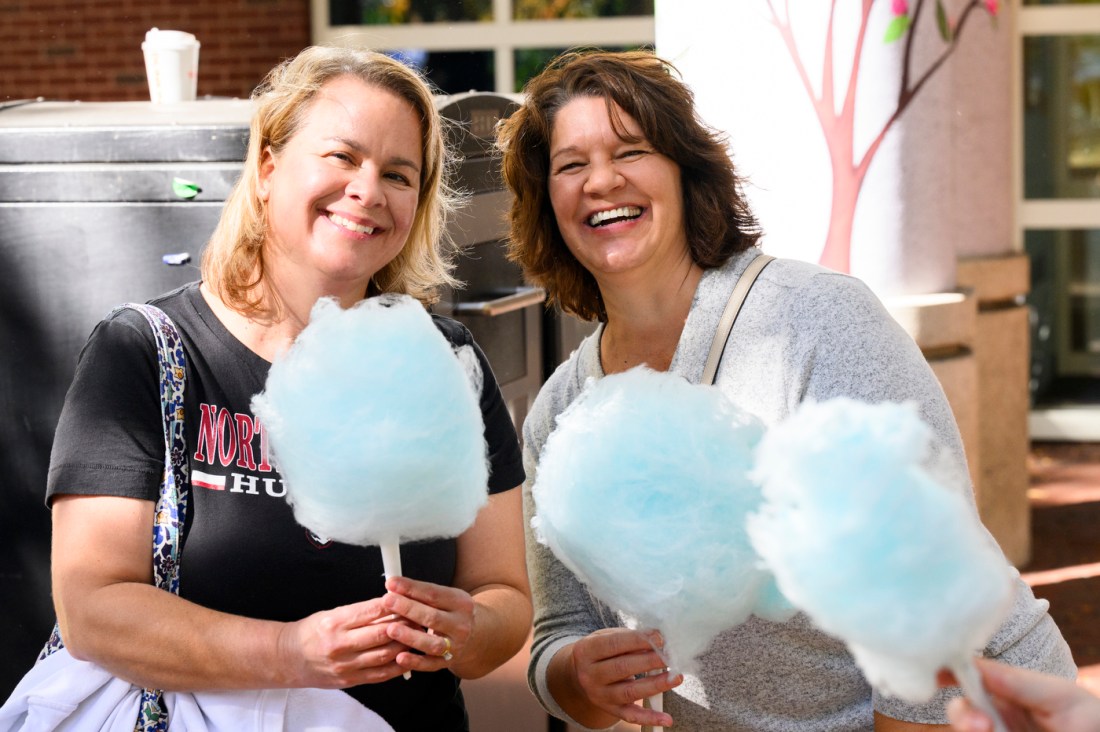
[642,666,664,732]
[952,659,1008,732]
[381,541,402,581]
[380,541,412,680]
[645,690,664,732]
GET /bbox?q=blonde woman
[46,46,530,731]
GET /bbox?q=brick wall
[0,0,311,103]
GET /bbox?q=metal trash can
[0,99,252,697]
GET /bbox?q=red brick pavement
[1025,442,1100,695]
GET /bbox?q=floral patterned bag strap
[115,303,189,732]
[116,303,190,596]
[38,302,188,732]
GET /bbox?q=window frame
[311,0,655,93]
[1015,1,1100,239]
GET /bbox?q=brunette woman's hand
[280,597,413,688]
[381,576,475,673]
[555,628,683,729]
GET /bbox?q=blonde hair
[201,45,460,313]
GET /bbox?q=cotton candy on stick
[252,293,489,584]
[531,366,794,711]
[748,398,1014,732]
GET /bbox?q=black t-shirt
[47,282,525,731]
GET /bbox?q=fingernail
[965,711,991,732]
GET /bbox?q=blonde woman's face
[258,76,423,297]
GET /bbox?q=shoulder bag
[0,303,394,732]
[41,303,186,730]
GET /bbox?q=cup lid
[143,28,199,48]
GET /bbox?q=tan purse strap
[700,253,775,385]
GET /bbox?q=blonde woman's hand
[280,597,413,688]
[381,576,475,673]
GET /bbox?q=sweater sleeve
[521,348,621,730]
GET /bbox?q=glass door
[1019,1,1100,437]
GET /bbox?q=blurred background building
[3,0,1096,433]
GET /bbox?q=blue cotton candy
[531,366,795,675]
[748,398,1014,702]
[251,294,489,548]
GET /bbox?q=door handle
[452,286,547,316]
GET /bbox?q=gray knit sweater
[521,249,1075,731]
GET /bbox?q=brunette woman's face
[259,75,423,296]
[547,96,689,286]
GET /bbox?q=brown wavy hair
[201,45,460,314]
[496,49,761,321]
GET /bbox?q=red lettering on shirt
[193,403,219,463]
[193,403,272,473]
[217,408,236,467]
[235,414,257,470]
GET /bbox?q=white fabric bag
[0,647,395,732]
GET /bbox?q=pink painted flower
[985,0,999,14]
[892,0,908,15]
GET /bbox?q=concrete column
[957,254,1033,567]
[655,0,999,298]
[656,0,1026,561]
[885,291,981,506]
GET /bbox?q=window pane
[390,49,494,94]
[1024,35,1100,198]
[513,0,653,20]
[1026,229,1100,405]
[330,0,491,25]
[513,45,649,92]
[513,48,566,92]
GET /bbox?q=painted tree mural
[764,0,1000,273]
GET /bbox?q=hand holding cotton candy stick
[747,398,1015,732]
[251,294,490,675]
[531,366,795,730]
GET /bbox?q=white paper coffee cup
[142,28,200,103]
